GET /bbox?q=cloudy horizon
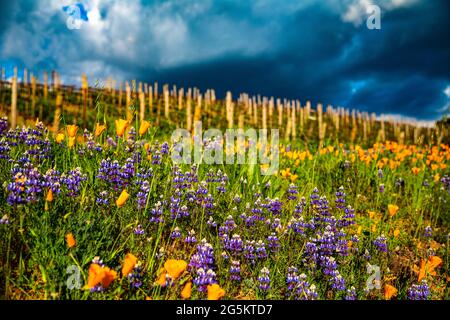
[0,0,449,121]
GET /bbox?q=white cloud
[444,85,450,98]
[337,0,419,26]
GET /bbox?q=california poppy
[66,125,78,138]
[122,253,137,277]
[393,229,400,238]
[95,123,106,137]
[116,190,130,207]
[388,204,399,217]
[164,259,187,280]
[46,189,54,202]
[85,264,116,289]
[86,263,105,289]
[139,120,151,136]
[207,283,225,300]
[68,136,76,148]
[66,232,76,248]
[411,167,420,175]
[181,281,192,299]
[101,267,117,288]
[384,284,398,300]
[418,256,443,281]
[156,270,168,287]
[56,133,65,144]
[115,119,128,137]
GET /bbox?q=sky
[0,0,449,121]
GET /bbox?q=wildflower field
[0,73,449,301]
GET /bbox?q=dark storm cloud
[0,0,448,120]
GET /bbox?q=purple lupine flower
[288,217,306,236]
[267,233,280,253]
[243,240,256,264]
[149,201,164,224]
[377,169,384,179]
[128,263,143,288]
[184,229,197,243]
[0,215,10,225]
[362,249,371,261]
[207,217,217,228]
[271,218,281,229]
[338,206,355,227]
[229,260,241,281]
[152,150,162,165]
[257,267,270,291]
[310,187,320,206]
[269,198,283,215]
[373,235,388,253]
[61,167,87,197]
[171,227,182,240]
[287,184,298,201]
[286,266,299,293]
[224,215,236,232]
[96,191,110,206]
[424,226,432,237]
[295,274,318,300]
[379,184,385,193]
[161,142,169,155]
[335,186,346,210]
[440,175,450,194]
[193,268,217,291]
[322,256,338,276]
[134,225,144,235]
[137,180,150,210]
[106,137,117,147]
[227,234,244,254]
[345,286,357,300]
[407,281,430,300]
[42,169,61,194]
[330,272,346,291]
[0,139,11,159]
[189,240,217,292]
[255,240,268,259]
[0,117,8,135]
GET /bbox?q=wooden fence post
[11,67,17,128]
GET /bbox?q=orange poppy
[122,253,138,277]
[418,256,443,281]
[393,229,400,238]
[115,119,128,137]
[86,264,105,289]
[66,125,78,138]
[207,284,225,300]
[85,264,117,289]
[101,267,117,288]
[156,270,168,286]
[68,136,76,148]
[95,123,106,137]
[46,189,54,202]
[164,259,187,280]
[116,190,130,207]
[411,167,420,175]
[384,284,398,300]
[388,204,399,217]
[181,281,192,299]
[66,232,76,248]
[139,120,151,136]
[56,133,65,143]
